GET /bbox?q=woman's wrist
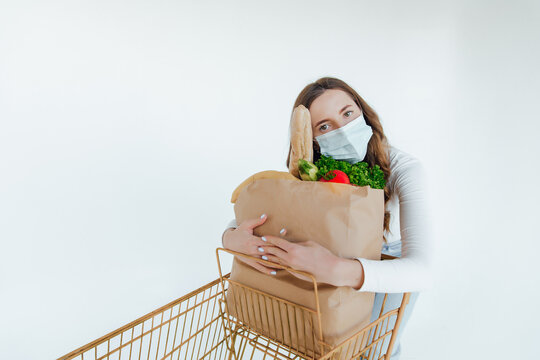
[331,257,364,289]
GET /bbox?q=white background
[1,1,539,359]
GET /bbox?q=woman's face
[308,89,363,140]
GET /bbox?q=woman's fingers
[243,228,291,257]
[249,234,284,255]
[263,244,290,261]
[252,227,287,246]
[262,235,294,252]
[239,213,267,231]
[250,241,273,256]
[251,236,270,248]
[263,254,285,266]
[237,256,280,275]
[232,227,293,275]
[250,261,279,275]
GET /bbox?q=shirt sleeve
[221,218,238,246]
[226,218,238,229]
[355,159,435,293]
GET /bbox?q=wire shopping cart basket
[58,248,411,360]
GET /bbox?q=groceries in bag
[224,105,385,357]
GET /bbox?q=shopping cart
[58,248,410,360]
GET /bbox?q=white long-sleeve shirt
[223,145,434,293]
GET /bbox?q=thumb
[239,213,267,231]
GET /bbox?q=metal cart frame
[58,249,410,360]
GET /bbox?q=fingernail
[270,271,277,275]
[261,236,267,242]
[279,228,286,235]
[262,255,268,260]
[258,247,264,253]
[260,213,266,219]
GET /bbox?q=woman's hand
[222,214,281,275]
[261,235,365,289]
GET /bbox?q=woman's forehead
[309,89,357,120]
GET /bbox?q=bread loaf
[288,105,313,178]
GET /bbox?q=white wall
[0,1,538,359]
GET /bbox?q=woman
[221,76,434,359]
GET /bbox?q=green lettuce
[313,155,386,189]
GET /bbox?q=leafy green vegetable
[313,155,386,189]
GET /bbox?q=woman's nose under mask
[314,114,373,164]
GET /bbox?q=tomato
[318,170,350,184]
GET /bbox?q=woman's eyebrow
[314,105,353,128]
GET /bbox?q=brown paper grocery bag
[225,178,384,357]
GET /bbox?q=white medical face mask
[314,113,373,164]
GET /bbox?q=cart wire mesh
[57,250,410,360]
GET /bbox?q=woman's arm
[221,218,238,246]
[355,158,435,293]
[333,258,365,289]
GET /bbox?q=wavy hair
[285,77,393,242]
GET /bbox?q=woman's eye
[319,124,329,132]
[344,110,353,117]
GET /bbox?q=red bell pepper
[318,170,351,184]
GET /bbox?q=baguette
[288,105,313,178]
